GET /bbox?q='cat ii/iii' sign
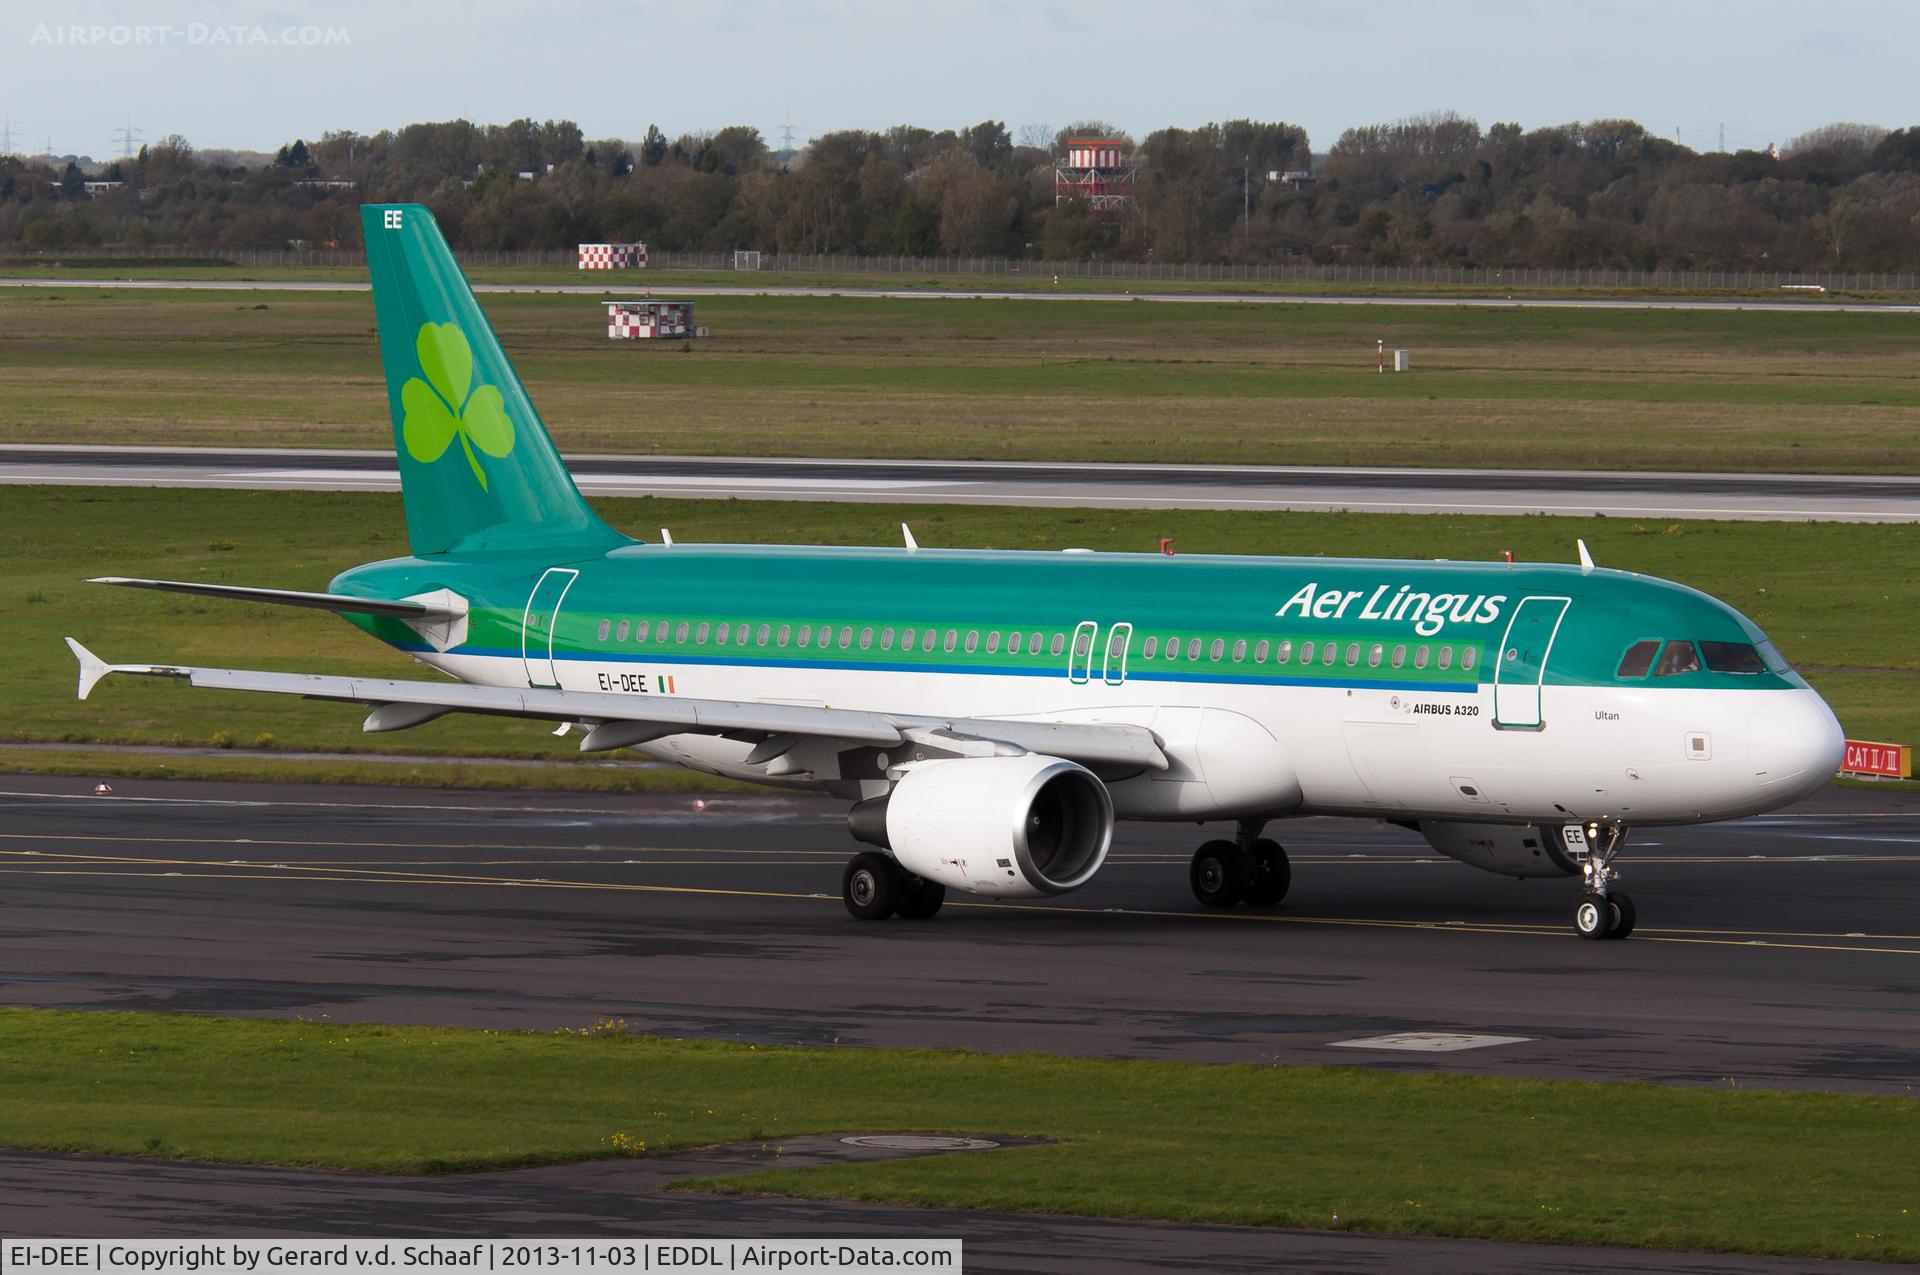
[1841,739,1911,778]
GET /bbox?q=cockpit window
[1616,640,1660,679]
[1654,640,1702,677]
[1699,641,1766,674]
[1755,639,1791,675]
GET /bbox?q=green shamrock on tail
[401,322,515,490]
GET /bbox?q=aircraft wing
[63,639,1168,772]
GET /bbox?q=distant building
[295,179,356,190]
[1268,169,1315,191]
[81,180,123,197]
[1055,137,1136,209]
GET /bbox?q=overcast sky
[9,0,1915,160]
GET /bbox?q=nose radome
[1748,690,1845,796]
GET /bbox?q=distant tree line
[2,113,1917,270]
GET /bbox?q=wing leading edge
[62,639,1168,773]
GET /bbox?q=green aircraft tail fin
[361,203,628,557]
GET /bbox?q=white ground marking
[1328,1032,1534,1053]
[841,1135,1000,1151]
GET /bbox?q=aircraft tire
[844,852,903,920]
[1573,894,1612,940]
[1191,839,1253,908]
[894,875,947,920]
[1604,891,1636,940]
[1244,839,1291,906]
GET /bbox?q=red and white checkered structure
[606,300,694,339]
[578,242,648,269]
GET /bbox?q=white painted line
[1328,1032,1533,1053]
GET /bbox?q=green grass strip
[0,1009,1913,1261]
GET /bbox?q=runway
[5,774,1918,1269]
[4,775,1916,1092]
[7,444,1919,521]
[5,275,1918,315]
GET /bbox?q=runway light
[92,783,112,795]
[692,798,708,811]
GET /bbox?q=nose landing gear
[1573,822,1635,940]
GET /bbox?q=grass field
[3,486,1914,784]
[0,1008,1912,1262]
[3,284,1918,471]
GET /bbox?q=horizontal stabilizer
[88,577,462,621]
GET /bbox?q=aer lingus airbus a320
[66,204,1846,939]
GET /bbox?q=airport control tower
[1054,138,1136,209]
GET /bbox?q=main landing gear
[1573,822,1636,941]
[1190,819,1290,909]
[842,851,945,921]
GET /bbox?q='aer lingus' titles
[1275,582,1509,637]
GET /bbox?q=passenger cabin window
[839,626,854,648]
[758,624,771,646]
[615,620,629,642]
[1391,644,1406,668]
[1187,638,1203,661]
[1368,643,1384,667]
[859,627,874,649]
[1254,640,1269,662]
[1616,640,1660,679]
[676,622,690,643]
[715,623,730,646]
[1299,641,1315,664]
[736,623,749,644]
[696,623,710,644]
[596,620,611,642]
[1143,636,1159,659]
[1008,632,1023,654]
[1414,646,1429,669]
[985,631,1000,654]
[1232,639,1247,662]
[1050,633,1065,656]
[1655,640,1702,677]
[922,630,937,652]
[1461,646,1477,672]
[1699,641,1766,674]
[1322,644,1337,666]
[1437,646,1452,670]
[1276,640,1292,663]
[777,624,792,646]
[1211,639,1226,661]
[1344,643,1360,666]
[880,627,895,650]
[901,627,916,649]
[655,621,669,642]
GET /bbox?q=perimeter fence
[12,245,1920,293]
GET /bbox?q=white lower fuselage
[415,650,1841,829]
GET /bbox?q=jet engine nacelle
[850,755,1113,898]
[1417,820,1579,879]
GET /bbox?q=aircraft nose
[1748,689,1845,798]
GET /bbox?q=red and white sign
[1841,739,1911,778]
[578,242,647,269]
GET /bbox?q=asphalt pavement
[6,445,1918,521]
[4,775,1917,1269]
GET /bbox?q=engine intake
[849,755,1113,898]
